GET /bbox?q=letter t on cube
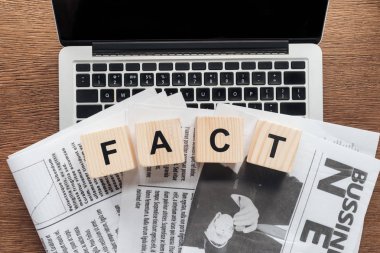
[195,116,244,163]
[247,120,301,173]
[80,126,137,178]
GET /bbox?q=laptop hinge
[92,40,289,56]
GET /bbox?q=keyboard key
[108,74,122,87]
[258,62,272,69]
[204,72,218,86]
[236,72,250,85]
[208,62,223,70]
[248,103,262,110]
[292,87,306,100]
[159,63,173,71]
[200,103,214,109]
[124,73,138,86]
[225,62,239,70]
[264,103,278,113]
[228,88,242,101]
[291,61,306,69]
[92,74,106,87]
[92,63,107,71]
[156,73,170,86]
[212,88,226,101]
[187,103,199,108]
[76,74,90,87]
[76,64,90,72]
[284,71,306,85]
[180,88,194,101]
[172,73,186,86]
[252,72,266,85]
[140,73,154,86]
[188,73,202,86]
[268,72,282,85]
[155,88,163,93]
[117,89,130,102]
[280,102,306,115]
[196,88,210,101]
[241,62,256,70]
[260,87,274,100]
[165,88,178,96]
[77,105,102,118]
[125,63,140,71]
[274,61,289,69]
[132,88,145,95]
[109,63,123,71]
[76,90,98,103]
[104,104,114,109]
[232,103,246,107]
[220,72,234,85]
[276,87,290,100]
[192,62,206,70]
[244,88,258,101]
[100,89,114,103]
[142,63,157,71]
[175,62,190,70]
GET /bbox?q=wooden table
[0,0,379,252]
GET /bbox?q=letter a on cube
[195,116,244,163]
[135,118,185,167]
[80,126,137,178]
[247,120,301,173]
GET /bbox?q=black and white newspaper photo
[183,161,303,253]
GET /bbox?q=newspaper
[182,106,380,253]
[6,90,182,253]
[213,104,380,252]
[116,105,213,253]
[116,105,379,253]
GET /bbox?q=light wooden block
[195,116,244,163]
[135,118,185,167]
[80,126,136,178]
[247,120,301,173]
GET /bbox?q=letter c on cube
[195,116,244,163]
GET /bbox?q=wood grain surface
[0,0,379,252]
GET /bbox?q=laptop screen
[53,0,328,45]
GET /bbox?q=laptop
[53,0,328,129]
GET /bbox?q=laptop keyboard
[75,60,307,121]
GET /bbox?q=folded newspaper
[117,104,379,253]
[6,90,380,253]
[183,104,380,253]
[6,89,185,253]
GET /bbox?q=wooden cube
[195,116,244,163]
[80,126,136,178]
[247,120,301,173]
[135,118,185,167]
